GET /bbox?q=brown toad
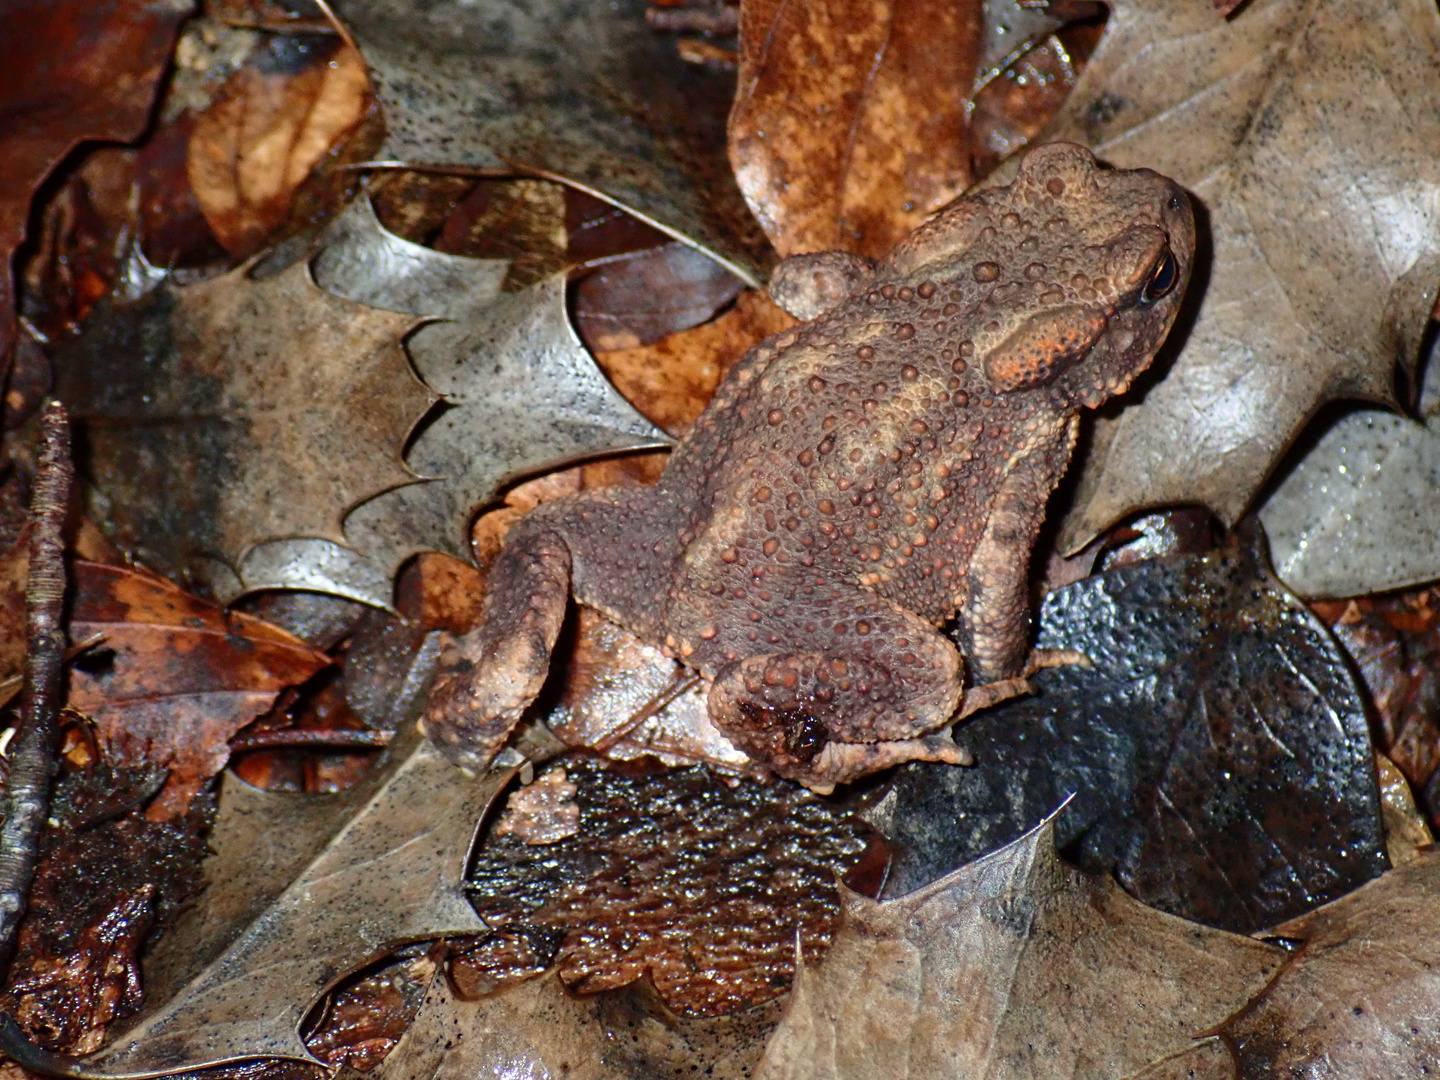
[424,142,1195,791]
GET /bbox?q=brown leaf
[1220,850,1440,1074]
[1039,0,1440,548]
[595,288,797,436]
[56,255,435,575]
[0,0,191,368]
[67,561,331,820]
[729,0,981,258]
[370,974,783,1080]
[753,817,1285,1080]
[188,35,373,257]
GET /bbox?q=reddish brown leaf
[573,242,745,351]
[188,35,372,257]
[0,0,191,369]
[729,0,981,257]
[595,289,797,436]
[66,561,330,820]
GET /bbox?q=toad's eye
[1139,249,1178,306]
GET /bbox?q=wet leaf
[752,817,1285,1080]
[371,971,783,1080]
[1220,849,1440,1075]
[1035,0,1440,548]
[0,0,191,367]
[67,562,331,821]
[227,197,670,606]
[55,256,436,581]
[326,0,769,283]
[463,756,871,1016]
[873,528,1388,933]
[188,33,372,257]
[84,715,509,1075]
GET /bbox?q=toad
[424,142,1195,791]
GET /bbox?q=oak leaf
[228,197,670,606]
[1036,0,1440,548]
[56,254,436,579]
[752,816,1285,1080]
[326,0,767,282]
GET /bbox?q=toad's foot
[1024,647,1092,675]
[796,733,972,795]
[955,675,1034,720]
[423,520,572,773]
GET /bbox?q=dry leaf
[1220,850,1440,1075]
[225,197,670,606]
[55,252,435,580]
[729,0,982,257]
[0,0,191,367]
[84,720,507,1075]
[371,971,783,1080]
[1036,0,1440,548]
[67,562,331,821]
[188,34,372,256]
[326,0,768,282]
[753,816,1286,1080]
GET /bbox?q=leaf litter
[4,0,1440,1073]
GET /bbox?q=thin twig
[0,402,72,968]
[229,727,393,753]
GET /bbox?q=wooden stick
[0,402,72,966]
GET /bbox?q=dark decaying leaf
[1219,849,1440,1076]
[0,0,191,369]
[55,256,435,581]
[1033,0,1440,548]
[752,817,1285,1080]
[1259,352,1440,599]
[224,197,670,606]
[67,561,332,821]
[462,755,872,1016]
[82,659,509,1077]
[326,0,769,283]
[371,970,783,1080]
[872,528,1388,933]
[5,764,210,1055]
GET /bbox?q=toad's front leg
[423,511,573,773]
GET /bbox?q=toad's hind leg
[424,490,671,773]
[699,590,969,789]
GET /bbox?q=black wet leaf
[875,527,1387,933]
